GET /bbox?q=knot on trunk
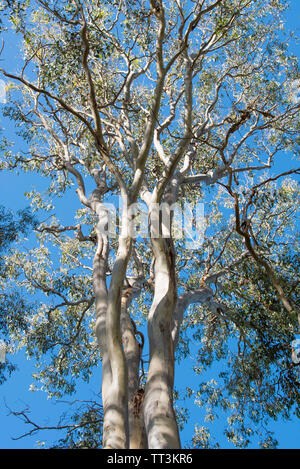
[133,388,145,417]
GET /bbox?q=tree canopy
[0,0,299,449]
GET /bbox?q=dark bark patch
[133,388,145,416]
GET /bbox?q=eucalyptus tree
[0,0,299,449]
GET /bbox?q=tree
[0,0,299,449]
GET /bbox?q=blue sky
[0,1,299,449]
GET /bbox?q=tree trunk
[143,197,181,448]
[121,293,147,449]
[104,234,131,449]
[92,231,114,448]
[94,199,133,449]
